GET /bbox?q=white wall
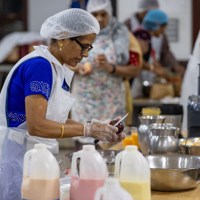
[117,0,192,60]
[28,0,71,32]
[27,0,192,60]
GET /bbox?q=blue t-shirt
[6,56,53,127]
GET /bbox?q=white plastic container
[21,143,60,200]
[60,176,70,200]
[115,145,151,200]
[94,177,133,200]
[70,145,107,200]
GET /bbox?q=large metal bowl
[179,138,200,155]
[146,155,200,191]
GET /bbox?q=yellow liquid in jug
[120,181,151,200]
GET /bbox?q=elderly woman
[71,0,139,144]
[0,9,126,200]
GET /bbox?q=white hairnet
[86,0,112,16]
[40,8,100,40]
[138,0,159,12]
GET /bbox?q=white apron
[0,45,76,200]
[180,31,200,129]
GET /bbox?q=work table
[110,143,200,200]
[152,185,200,200]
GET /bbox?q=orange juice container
[122,136,133,147]
[130,127,139,148]
[131,132,140,148]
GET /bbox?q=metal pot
[149,123,180,154]
[149,135,179,154]
[138,115,165,155]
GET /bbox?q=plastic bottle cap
[125,145,138,151]
[34,143,47,150]
[82,145,95,151]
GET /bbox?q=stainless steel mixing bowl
[146,155,200,191]
[179,138,200,155]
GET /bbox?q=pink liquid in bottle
[70,176,104,200]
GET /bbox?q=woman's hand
[78,62,92,75]
[96,54,113,73]
[83,118,126,143]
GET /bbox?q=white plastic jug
[94,177,133,200]
[70,145,107,200]
[21,143,60,200]
[115,145,151,200]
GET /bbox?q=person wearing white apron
[0,9,126,200]
[180,31,200,129]
[71,0,137,144]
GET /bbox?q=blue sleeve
[23,57,53,100]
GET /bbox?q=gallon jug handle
[94,188,105,200]
[71,151,81,177]
[114,152,123,178]
[23,149,35,177]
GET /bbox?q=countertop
[109,143,200,200]
[152,185,200,200]
[58,147,200,199]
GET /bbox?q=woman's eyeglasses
[71,37,93,54]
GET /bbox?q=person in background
[0,9,126,200]
[131,29,152,98]
[124,0,185,78]
[70,0,88,9]
[134,29,151,64]
[124,0,159,32]
[141,9,170,78]
[71,0,140,145]
[180,31,200,129]
[132,9,182,98]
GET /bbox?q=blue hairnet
[143,9,168,31]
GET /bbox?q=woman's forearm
[113,64,141,78]
[25,95,84,139]
[27,117,84,139]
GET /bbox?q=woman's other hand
[95,54,114,73]
[78,62,92,75]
